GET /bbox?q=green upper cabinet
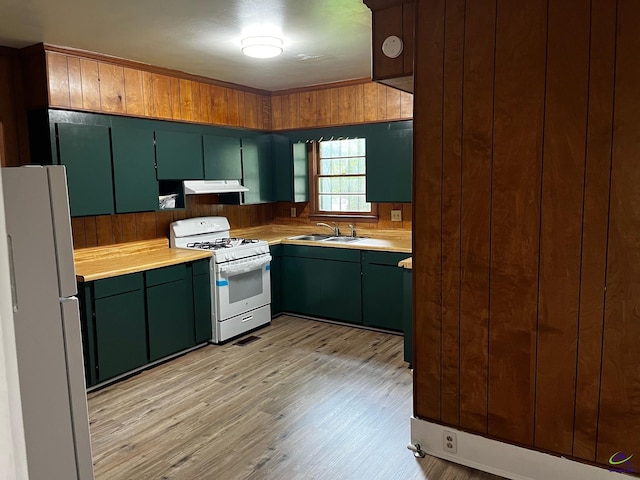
[292,142,309,203]
[155,130,204,180]
[365,120,413,203]
[203,135,242,180]
[111,119,159,213]
[242,135,274,204]
[272,134,293,201]
[271,134,309,203]
[56,122,114,217]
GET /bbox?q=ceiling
[0,0,373,91]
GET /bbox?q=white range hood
[183,180,249,195]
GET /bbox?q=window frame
[308,139,378,222]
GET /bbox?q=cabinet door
[146,266,195,361]
[94,288,148,382]
[272,134,293,201]
[292,142,309,203]
[241,136,274,204]
[270,245,282,316]
[403,268,412,365]
[366,121,413,203]
[155,130,204,180]
[111,123,159,213]
[203,135,242,180]
[193,273,212,343]
[57,123,114,216]
[283,255,361,323]
[361,251,408,331]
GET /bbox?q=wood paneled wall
[413,0,639,473]
[0,48,29,166]
[70,197,276,249]
[40,46,414,246]
[272,201,412,231]
[45,49,271,131]
[270,81,412,130]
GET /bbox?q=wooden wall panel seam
[595,0,624,465]
[573,0,618,462]
[531,0,549,449]
[534,0,591,455]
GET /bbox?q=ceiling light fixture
[241,36,283,58]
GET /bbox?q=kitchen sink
[322,236,364,243]
[287,234,368,243]
[288,234,333,241]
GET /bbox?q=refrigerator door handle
[7,234,18,312]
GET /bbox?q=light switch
[291,207,297,218]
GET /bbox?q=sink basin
[287,234,368,243]
[323,236,367,243]
[288,234,332,241]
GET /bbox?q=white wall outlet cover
[382,35,404,58]
[391,210,402,221]
[443,430,457,453]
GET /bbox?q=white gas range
[170,216,272,344]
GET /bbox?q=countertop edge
[398,257,412,269]
[75,249,212,282]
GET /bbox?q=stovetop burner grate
[185,238,260,250]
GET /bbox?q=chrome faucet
[317,222,340,236]
[348,224,356,237]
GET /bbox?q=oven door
[214,254,271,320]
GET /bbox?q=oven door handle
[217,254,272,276]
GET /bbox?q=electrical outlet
[443,431,457,453]
[391,210,402,222]
[291,207,296,218]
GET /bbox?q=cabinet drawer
[270,244,283,257]
[191,259,211,277]
[283,245,360,263]
[94,273,143,299]
[361,250,409,266]
[145,264,187,287]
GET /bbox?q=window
[310,138,376,218]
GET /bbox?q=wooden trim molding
[271,78,372,96]
[41,44,271,96]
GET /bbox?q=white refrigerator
[2,165,94,479]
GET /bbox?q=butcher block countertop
[231,225,411,254]
[398,257,412,269]
[74,239,212,282]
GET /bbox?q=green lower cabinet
[403,267,412,365]
[361,251,408,332]
[79,261,210,387]
[192,266,213,343]
[282,246,361,323]
[270,245,282,316]
[146,265,195,361]
[92,273,148,382]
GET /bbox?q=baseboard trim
[410,417,635,480]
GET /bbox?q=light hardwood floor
[87,315,503,480]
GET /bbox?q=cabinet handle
[7,234,18,312]
[242,315,253,323]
